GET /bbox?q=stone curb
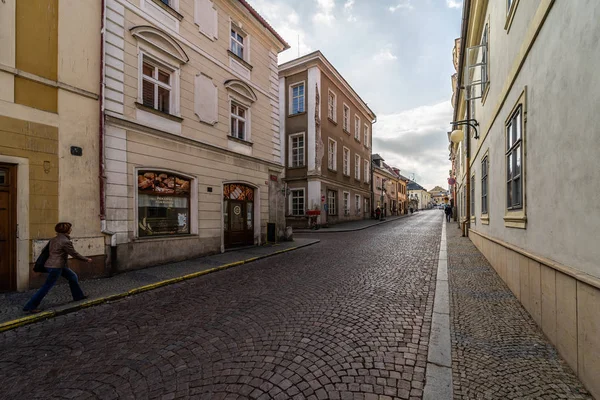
[295,213,415,234]
[0,240,320,333]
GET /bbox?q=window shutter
[195,0,218,40]
[194,73,218,125]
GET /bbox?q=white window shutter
[195,0,218,40]
[195,73,218,125]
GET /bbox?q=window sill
[343,129,351,135]
[354,178,361,182]
[327,168,337,173]
[228,135,253,146]
[364,144,369,150]
[504,211,526,229]
[327,117,338,126]
[470,216,476,224]
[227,50,253,71]
[481,215,489,225]
[149,0,184,21]
[287,166,305,170]
[343,173,351,178]
[288,111,306,118]
[481,83,491,106]
[504,0,520,33]
[354,137,361,143]
[135,102,183,122]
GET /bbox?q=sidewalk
[0,238,320,332]
[446,224,591,399]
[295,212,414,233]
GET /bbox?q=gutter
[99,0,116,251]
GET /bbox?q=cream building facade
[0,0,105,291]
[450,0,600,396]
[101,0,288,271]
[372,154,400,217]
[407,182,431,211]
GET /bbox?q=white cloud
[344,0,357,22]
[446,0,462,8]
[388,0,414,12]
[373,48,398,62]
[372,101,453,189]
[313,0,336,24]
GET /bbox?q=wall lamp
[450,119,480,143]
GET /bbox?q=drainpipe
[465,100,471,237]
[98,0,117,266]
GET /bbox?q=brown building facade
[279,52,375,227]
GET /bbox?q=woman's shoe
[73,295,88,302]
[23,309,42,314]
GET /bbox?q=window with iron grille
[142,57,172,114]
[481,156,488,214]
[506,106,523,209]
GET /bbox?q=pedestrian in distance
[375,206,381,220]
[23,222,92,314]
[445,204,452,222]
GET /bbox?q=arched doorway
[223,183,255,248]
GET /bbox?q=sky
[247,0,463,190]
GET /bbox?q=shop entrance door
[0,164,17,292]
[223,183,254,248]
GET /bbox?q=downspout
[98,0,117,254]
[370,115,377,218]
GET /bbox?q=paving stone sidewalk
[295,212,418,233]
[0,238,319,326]
[446,224,592,399]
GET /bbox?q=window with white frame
[290,189,305,216]
[364,160,369,183]
[343,104,350,132]
[354,154,360,180]
[328,90,337,121]
[343,147,350,175]
[142,56,173,114]
[343,192,350,215]
[507,0,513,12]
[470,174,475,217]
[506,106,523,209]
[364,124,369,147]
[230,102,247,140]
[290,82,305,115]
[481,155,488,214]
[355,194,361,214]
[230,27,244,59]
[354,115,360,140]
[328,139,337,170]
[289,133,305,168]
[481,23,489,94]
[327,190,337,215]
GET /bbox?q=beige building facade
[372,154,400,217]
[450,0,600,396]
[101,0,288,271]
[279,51,375,227]
[0,0,105,291]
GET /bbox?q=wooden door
[0,164,17,292]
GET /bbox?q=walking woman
[23,222,92,313]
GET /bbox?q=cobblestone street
[0,211,593,399]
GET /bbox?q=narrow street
[0,212,590,399]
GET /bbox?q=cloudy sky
[248,0,462,190]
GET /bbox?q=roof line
[238,0,290,51]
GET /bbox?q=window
[355,194,361,214]
[327,190,337,216]
[142,57,172,114]
[289,133,305,167]
[376,176,381,190]
[343,104,350,132]
[354,116,361,140]
[470,174,475,217]
[231,28,244,59]
[290,189,305,216]
[355,154,361,180]
[364,124,369,147]
[160,0,170,5]
[481,156,488,214]
[343,192,350,215]
[481,24,489,94]
[290,82,305,115]
[507,0,513,12]
[137,171,191,237]
[328,90,337,121]
[506,106,523,209]
[364,160,370,183]
[328,139,337,170]
[343,147,350,175]
[230,102,247,140]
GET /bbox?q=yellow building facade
[0,0,105,291]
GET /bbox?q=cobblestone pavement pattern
[446,223,592,399]
[0,212,440,400]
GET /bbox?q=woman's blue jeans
[23,268,85,311]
